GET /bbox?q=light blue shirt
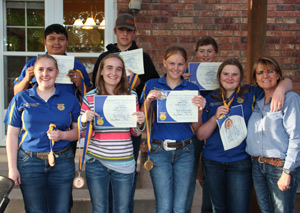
[246,91,300,171]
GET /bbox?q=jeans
[203,157,252,213]
[186,138,212,213]
[17,148,75,213]
[252,159,299,213]
[150,142,194,213]
[85,158,134,213]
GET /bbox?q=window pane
[7,28,25,51]
[4,56,34,108]
[27,28,44,51]
[27,2,44,26]
[63,0,105,53]
[6,2,25,26]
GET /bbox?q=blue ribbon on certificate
[94,96,112,127]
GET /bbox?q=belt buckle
[163,139,176,151]
[36,152,49,161]
[258,156,264,164]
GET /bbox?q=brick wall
[117,0,300,93]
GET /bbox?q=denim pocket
[183,143,194,153]
[150,143,162,154]
[86,157,97,164]
[17,149,30,162]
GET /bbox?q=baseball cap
[115,13,136,30]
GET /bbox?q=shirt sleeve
[282,93,300,171]
[14,58,36,86]
[3,96,22,128]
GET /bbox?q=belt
[252,156,284,167]
[21,145,71,161]
[152,138,192,151]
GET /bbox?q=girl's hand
[9,168,21,186]
[146,90,162,103]
[183,73,192,81]
[81,110,100,123]
[192,95,206,112]
[215,105,229,119]
[133,111,145,125]
[47,129,63,142]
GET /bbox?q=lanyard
[143,99,154,171]
[77,116,93,173]
[221,86,240,109]
[75,69,87,102]
[129,73,139,90]
[48,123,57,151]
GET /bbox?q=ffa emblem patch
[160,112,166,120]
[97,117,104,125]
[237,97,244,103]
[57,104,65,111]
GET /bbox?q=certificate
[217,105,247,150]
[189,62,221,90]
[51,55,75,84]
[157,90,198,123]
[94,95,136,128]
[118,48,144,75]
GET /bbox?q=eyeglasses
[256,70,276,76]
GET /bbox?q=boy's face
[196,44,217,62]
[114,28,136,50]
[44,32,68,55]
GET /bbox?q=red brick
[152,4,172,10]
[215,4,248,11]
[171,4,194,10]
[276,4,297,11]
[173,17,194,23]
[214,17,234,24]
[198,17,214,24]
[220,11,243,17]
[201,11,220,17]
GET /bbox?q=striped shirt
[80,89,142,173]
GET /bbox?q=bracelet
[137,122,146,133]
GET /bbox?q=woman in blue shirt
[196,58,292,213]
[4,55,80,212]
[246,56,300,213]
[141,46,206,212]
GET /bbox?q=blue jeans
[252,159,299,213]
[203,157,252,213]
[85,158,134,213]
[18,148,75,213]
[186,138,212,213]
[149,142,194,213]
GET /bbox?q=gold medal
[48,150,55,167]
[225,118,233,129]
[144,158,154,171]
[73,175,85,188]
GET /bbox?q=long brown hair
[211,58,249,101]
[95,54,130,95]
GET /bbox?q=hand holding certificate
[217,105,247,150]
[94,95,137,128]
[157,90,199,123]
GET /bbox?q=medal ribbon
[77,116,93,173]
[75,69,87,102]
[221,86,240,109]
[144,99,153,158]
[48,123,57,151]
[129,73,139,90]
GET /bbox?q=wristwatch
[283,168,292,175]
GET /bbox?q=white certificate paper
[189,62,221,90]
[217,105,247,150]
[94,95,136,128]
[157,90,198,123]
[118,48,144,75]
[51,55,75,84]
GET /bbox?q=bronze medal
[144,159,154,171]
[225,118,233,129]
[73,176,85,188]
[48,150,55,167]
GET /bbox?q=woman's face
[255,63,279,92]
[101,57,123,88]
[163,53,186,81]
[34,58,58,90]
[196,44,217,62]
[220,65,241,93]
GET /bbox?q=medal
[73,173,85,188]
[48,150,55,167]
[144,157,154,171]
[225,118,233,129]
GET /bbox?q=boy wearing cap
[92,13,159,213]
